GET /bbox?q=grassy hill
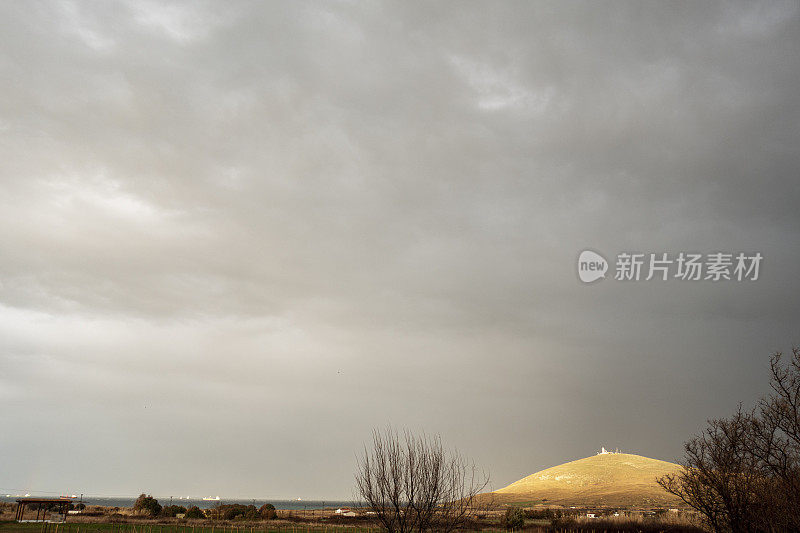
[489,452,683,508]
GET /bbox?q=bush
[216,504,259,521]
[133,494,162,517]
[185,506,205,519]
[161,505,187,517]
[502,507,525,530]
[258,503,276,520]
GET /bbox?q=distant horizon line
[0,494,355,502]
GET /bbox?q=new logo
[578,250,608,283]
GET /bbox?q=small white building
[596,446,622,455]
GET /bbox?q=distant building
[14,498,72,523]
[596,446,622,455]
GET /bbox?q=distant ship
[203,496,220,501]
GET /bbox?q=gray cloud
[1,0,799,498]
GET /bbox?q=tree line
[132,495,276,521]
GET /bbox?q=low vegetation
[257,505,276,520]
[551,514,705,532]
[501,507,524,530]
[0,499,709,532]
[132,495,161,518]
[211,504,261,521]
[159,506,186,518]
[184,507,204,520]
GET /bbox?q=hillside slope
[491,452,682,508]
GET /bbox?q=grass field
[0,523,382,533]
[0,514,708,533]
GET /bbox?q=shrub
[502,507,525,530]
[216,504,259,521]
[355,427,489,533]
[185,506,205,519]
[524,508,561,520]
[161,505,187,517]
[133,494,162,517]
[258,503,276,520]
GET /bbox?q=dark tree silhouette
[659,348,800,532]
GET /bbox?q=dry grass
[552,511,705,532]
[491,453,684,508]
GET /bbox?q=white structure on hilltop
[597,446,622,455]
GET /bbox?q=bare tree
[355,427,489,533]
[658,347,800,533]
[749,349,800,531]
[657,407,762,532]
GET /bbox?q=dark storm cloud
[1,1,798,498]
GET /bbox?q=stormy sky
[1,1,799,500]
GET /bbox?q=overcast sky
[1,1,799,500]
